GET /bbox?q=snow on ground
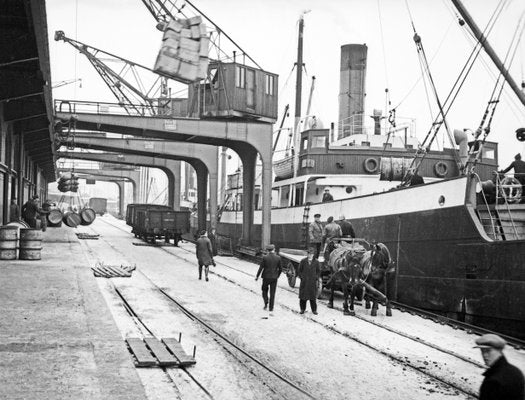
[77,216,525,399]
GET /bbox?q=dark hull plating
[217,205,525,338]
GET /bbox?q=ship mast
[451,0,525,107]
[293,11,309,178]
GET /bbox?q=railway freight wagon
[88,197,108,215]
[126,204,172,227]
[126,204,190,245]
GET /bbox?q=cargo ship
[215,7,525,338]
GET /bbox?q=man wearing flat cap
[502,153,525,201]
[255,244,281,314]
[474,333,524,400]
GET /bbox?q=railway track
[87,218,487,397]
[82,221,318,400]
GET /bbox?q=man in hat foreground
[474,333,524,400]
[255,244,281,314]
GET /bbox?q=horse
[325,241,394,317]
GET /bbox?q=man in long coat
[255,244,281,314]
[196,230,215,281]
[298,248,320,315]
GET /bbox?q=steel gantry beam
[57,168,140,209]
[55,103,273,247]
[75,175,131,216]
[61,151,181,209]
[57,134,218,231]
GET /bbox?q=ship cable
[401,0,505,183]
[467,11,525,172]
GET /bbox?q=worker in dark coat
[208,227,218,256]
[298,248,320,315]
[9,198,20,222]
[474,334,524,400]
[255,244,281,314]
[308,213,324,259]
[21,195,40,228]
[39,199,53,232]
[502,153,525,185]
[337,215,355,238]
[195,230,215,281]
[322,188,334,202]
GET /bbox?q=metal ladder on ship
[301,203,311,248]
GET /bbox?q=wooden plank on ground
[144,338,180,367]
[126,338,158,367]
[162,338,196,366]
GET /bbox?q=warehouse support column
[193,161,208,233]
[166,160,181,210]
[115,181,125,217]
[208,157,218,230]
[239,145,257,246]
[261,154,272,248]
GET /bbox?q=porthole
[438,195,445,206]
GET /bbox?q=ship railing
[336,114,417,140]
[494,172,521,240]
[472,173,499,239]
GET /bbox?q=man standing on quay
[255,244,281,315]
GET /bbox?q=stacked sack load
[154,15,210,83]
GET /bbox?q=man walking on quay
[298,248,320,315]
[474,333,524,400]
[255,244,281,314]
[196,230,215,281]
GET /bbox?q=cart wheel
[287,261,297,288]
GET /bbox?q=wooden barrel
[63,212,82,227]
[379,157,412,181]
[80,208,96,226]
[0,226,18,260]
[19,228,42,260]
[47,209,63,227]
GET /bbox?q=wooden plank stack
[154,15,210,83]
[126,337,196,368]
[91,263,136,278]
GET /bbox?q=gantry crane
[54,30,171,116]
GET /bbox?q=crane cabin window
[235,66,246,88]
[265,74,275,95]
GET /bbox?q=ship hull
[217,177,525,338]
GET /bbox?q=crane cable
[401,0,505,183]
[467,12,525,172]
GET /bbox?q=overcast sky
[47,0,525,170]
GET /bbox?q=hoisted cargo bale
[47,209,63,227]
[63,211,82,228]
[0,226,19,260]
[80,208,96,226]
[154,14,209,83]
[19,228,43,260]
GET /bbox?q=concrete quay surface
[0,226,146,400]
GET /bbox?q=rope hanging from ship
[400,0,507,185]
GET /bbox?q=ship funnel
[338,44,367,139]
[454,129,469,166]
